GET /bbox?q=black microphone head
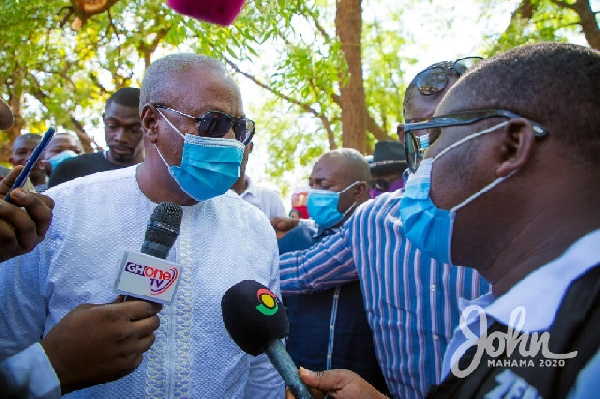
[221,280,289,356]
[143,202,183,258]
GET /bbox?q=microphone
[166,0,246,26]
[221,280,314,399]
[141,201,183,259]
[122,202,183,302]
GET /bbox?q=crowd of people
[0,41,597,399]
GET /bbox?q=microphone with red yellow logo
[221,280,314,399]
[166,0,247,25]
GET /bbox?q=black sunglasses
[154,104,255,145]
[413,57,483,96]
[399,109,549,172]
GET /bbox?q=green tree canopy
[1,0,597,195]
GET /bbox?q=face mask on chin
[154,108,244,201]
[398,121,516,265]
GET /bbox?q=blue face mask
[48,150,78,171]
[155,108,244,201]
[399,121,515,265]
[307,181,359,228]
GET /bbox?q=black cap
[221,280,289,356]
[370,140,407,174]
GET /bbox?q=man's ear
[496,119,536,178]
[140,104,159,144]
[354,181,368,200]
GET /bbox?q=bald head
[319,148,371,186]
[309,148,371,227]
[140,53,240,114]
[440,42,600,165]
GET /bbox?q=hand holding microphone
[40,298,162,394]
[221,280,314,399]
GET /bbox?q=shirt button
[330,325,334,330]
[433,335,439,340]
[431,284,436,291]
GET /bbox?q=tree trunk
[335,0,368,154]
[573,0,600,50]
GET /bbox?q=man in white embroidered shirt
[0,54,284,398]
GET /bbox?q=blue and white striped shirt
[280,189,490,399]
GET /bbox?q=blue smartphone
[4,127,55,203]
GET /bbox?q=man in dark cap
[368,140,407,198]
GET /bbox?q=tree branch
[311,14,332,42]
[366,114,392,141]
[69,116,100,152]
[549,0,576,10]
[224,57,337,147]
[138,27,171,70]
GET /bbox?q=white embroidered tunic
[0,166,285,398]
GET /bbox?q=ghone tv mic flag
[117,202,183,303]
[166,0,247,25]
[221,280,314,399]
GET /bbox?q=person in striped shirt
[279,57,490,399]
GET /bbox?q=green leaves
[1,0,595,189]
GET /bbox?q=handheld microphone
[166,0,246,25]
[221,280,314,399]
[141,201,183,259]
[123,202,183,302]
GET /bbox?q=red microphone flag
[166,0,247,25]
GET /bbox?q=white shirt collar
[466,229,600,331]
[441,229,600,381]
[240,176,256,198]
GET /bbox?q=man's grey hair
[322,147,372,183]
[139,53,233,114]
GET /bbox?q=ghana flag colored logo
[255,288,278,316]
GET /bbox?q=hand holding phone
[0,165,55,262]
[4,127,55,202]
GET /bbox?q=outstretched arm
[279,221,358,295]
